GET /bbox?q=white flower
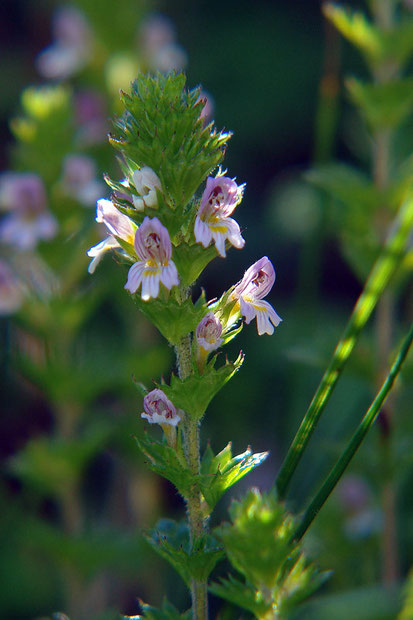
[125,217,179,300]
[132,167,162,211]
[0,173,57,251]
[36,7,93,79]
[87,199,136,273]
[233,257,282,336]
[196,312,223,353]
[194,175,245,257]
[141,389,180,427]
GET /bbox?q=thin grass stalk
[275,196,413,499]
[293,323,413,541]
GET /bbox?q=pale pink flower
[74,90,107,145]
[61,155,103,206]
[125,217,179,300]
[194,176,245,257]
[196,312,223,353]
[139,14,187,73]
[141,388,180,427]
[132,167,162,211]
[36,6,93,79]
[87,198,136,273]
[0,173,57,251]
[233,257,282,336]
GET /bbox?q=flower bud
[196,312,223,353]
[141,389,180,427]
[132,167,162,211]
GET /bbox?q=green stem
[293,323,413,541]
[176,331,208,620]
[371,0,400,585]
[275,196,413,499]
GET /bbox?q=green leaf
[135,435,194,497]
[215,489,297,591]
[173,242,219,287]
[199,443,269,511]
[306,164,384,280]
[134,295,206,346]
[323,4,383,62]
[324,4,413,70]
[209,574,271,618]
[346,77,413,130]
[160,353,244,421]
[146,519,223,589]
[306,164,381,212]
[8,429,110,496]
[213,489,327,618]
[125,598,191,619]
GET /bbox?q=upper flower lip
[199,176,245,220]
[233,256,275,300]
[96,198,136,243]
[134,216,171,263]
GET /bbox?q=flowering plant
[87,71,413,619]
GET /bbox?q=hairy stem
[176,331,208,620]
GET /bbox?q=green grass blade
[276,196,413,499]
[294,323,413,541]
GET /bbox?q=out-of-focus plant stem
[372,0,399,588]
[176,288,208,620]
[296,16,340,308]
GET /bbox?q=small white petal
[194,216,212,248]
[132,195,145,211]
[125,261,146,293]
[211,231,226,257]
[160,261,179,290]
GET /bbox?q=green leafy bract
[110,72,231,218]
[133,295,206,346]
[346,77,413,130]
[212,489,328,618]
[209,575,271,618]
[135,435,194,497]
[146,519,223,589]
[323,4,382,63]
[160,353,244,421]
[199,443,269,511]
[173,242,219,287]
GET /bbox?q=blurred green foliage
[0,0,412,619]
